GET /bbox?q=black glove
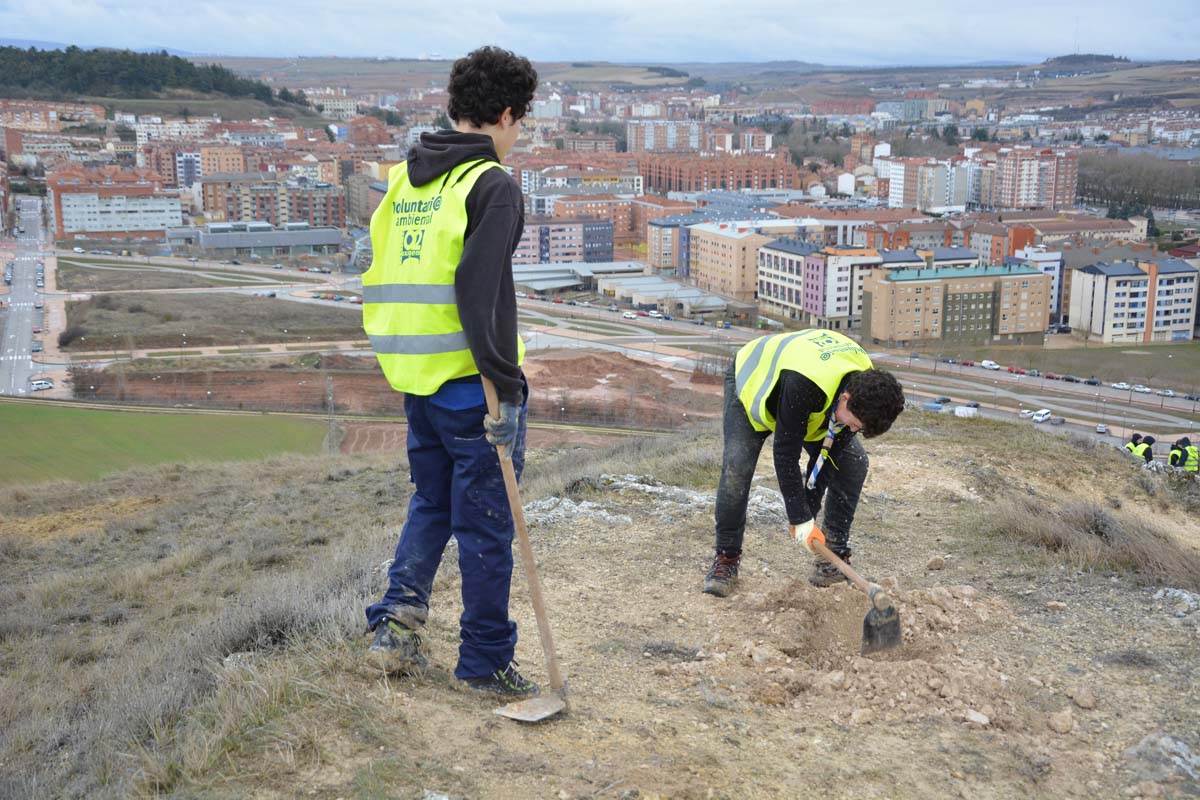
[483,401,520,460]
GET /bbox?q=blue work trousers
[365,387,527,680]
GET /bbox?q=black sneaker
[703,552,740,597]
[463,661,540,697]
[809,558,849,588]
[366,618,427,673]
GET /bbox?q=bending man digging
[704,330,905,597]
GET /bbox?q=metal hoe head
[494,692,568,723]
[861,605,902,656]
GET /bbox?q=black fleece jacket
[405,131,525,404]
[767,369,855,524]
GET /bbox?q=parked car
[1019,409,1035,419]
[1032,409,1052,423]
[551,297,564,304]
[692,319,706,325]
[1112,382,1131,390]
[636,310,649,317]
[662,313,673,320]
[1185,393,1200,402]
[1049,417,1066,425]
[1045,372,1061,380]
[31,342,43,352]
[1028,369,1042,377]
[32,326,41,333]
[980,360,1001,370]
[1084,377,1101,386]
[934,396,952,404]
[1156,389,1176,397]
[1062,375,1081,383]
[964,401,981,408]
[648,310,663,318]
[1096,423,1109,434]
[960,360,975,367]
[607,304,619,312]
[1132,385,1152,394]
[940,357,957,364]
[1007,366,1026,374]
[72,247,85,253]
[920,401,944,412]
[30,379,53,391]
[622,311,637,319]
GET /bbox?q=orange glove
[789,520,826,554]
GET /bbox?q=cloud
[0,0,1196,64]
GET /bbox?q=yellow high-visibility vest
[363,158,525,395]
[1132,442,1150,460]
[1184,445,1199,473]
[734,330,874,439]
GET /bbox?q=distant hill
[0,45,298,106]
[1044,53,1130,67]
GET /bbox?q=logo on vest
[400,229,425,264]
[391,195,442,229]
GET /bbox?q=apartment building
[1012,245,1065,319]
[688,220,805,302]
[512,218,614,264]
[562,134,618,152]
[863,264,1050,347]
[308,96,360,121]
[631,195,694,245]
[0,99,105,132]
[1069,259,1198,344]
[637,150,800,193]
[174,151,202,188]
[553,194,634,245]
[757,238,820,322]
[993,147,1078,210]
[200,146,246,177]
[626,120,703,152]
[199,172,345,227]
[133,118,213,146]
[706,128,774,153]
[47,164,182,240]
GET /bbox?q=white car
[648,310,663,319]
[1156,389,1176,398]
[1019,409,1035,419]
[1111,382,1131,390]
[1031,409,1053,423]
[1132,385,1152,394]
[31,379,53,391]
[1096,423,1109,434]
[980,360,1002,370]
[622,311,637,319]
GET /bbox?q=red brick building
[348,116,391,146]
[636,150,800,193]
[554,194,634,244]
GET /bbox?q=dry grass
[979,491,1200,590]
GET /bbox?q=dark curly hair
[845,368,905,438]
[446,46,539,127]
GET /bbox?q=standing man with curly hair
[703,330,906,597]
[362,46,541,697]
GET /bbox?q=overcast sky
[1,0,1196,65]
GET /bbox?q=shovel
[810,539,902,655]
[482,377,568,722]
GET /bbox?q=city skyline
[0,0,1196,66]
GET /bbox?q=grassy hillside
[1,413,1198,797]
[0,401,326,485]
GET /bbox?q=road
[0,197,48,396]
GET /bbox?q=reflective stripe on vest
[362,158,525,395]
[734,329,874,437]
[1185,445,1199,472]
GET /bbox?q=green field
[0,402,326,486]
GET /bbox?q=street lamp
[992,380,999,409]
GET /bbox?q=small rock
[927,556,946,571]
[751,645,782,666]
[879,576,900,593]
[1072,687,1098,710]
[965,709,990,727]
[823,670,848,691]
[850,708,873,725]
[1046,601,1068,612]
[1048,709,1074,734]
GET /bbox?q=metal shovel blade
[494,692,568,723]
[861,605,902,656]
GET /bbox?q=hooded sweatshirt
[404,131,525,404]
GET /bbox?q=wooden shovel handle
[810,539,892,611]
[482,376,566,694]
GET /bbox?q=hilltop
[1,411,1199,798]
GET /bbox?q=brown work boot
[808,558,849,588]
[703,552,741,597]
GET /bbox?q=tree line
[1077,151,1200,211]
[0,46,307,107]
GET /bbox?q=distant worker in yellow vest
[1169,439,1187,468]
[1185,440,1200,473]
[703,330,906,596]
[362,46,540,698]
[1124,433,1143,456]
[1132,436,1155,464]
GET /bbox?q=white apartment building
[1069,259,1198,344]
[757,239,819,321]
[58,192,182,235]
[133,119,213,146]
[174,151,202,188]
[1014,245,1065,318]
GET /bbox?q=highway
[0,198,47,396]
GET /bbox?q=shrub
[58,325,88,347]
